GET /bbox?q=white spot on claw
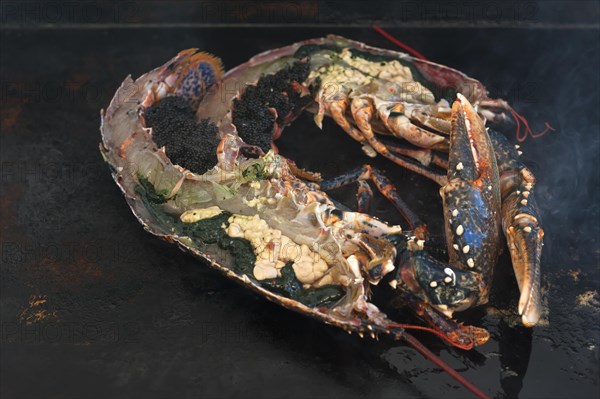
[430,281,438,288]
[456,225,464,236]
[453,244,459,251]
[456,162,464,171]
[452,209,458,217]
[462,245,470,254]
[523,191,530,198]
[524,226,532,233]
[467,258,475,268]
[443,267,456,286]
[521,199,528,205]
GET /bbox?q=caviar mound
[232,61,311,152]
[144,96,220,175]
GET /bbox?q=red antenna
[401,332,491,399]
[510,108,555,142]
[372,24,429,61]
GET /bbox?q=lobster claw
[392,241,490,348]
[440,94,502,304]
[502,192,543,326]
[493,134,544,327]
[391,94,504,334]
[395,247,485,312]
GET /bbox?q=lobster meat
[100,35,544,398]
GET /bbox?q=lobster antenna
[400,332,491,399]
[509,107,555,143]
[371,24,429,61]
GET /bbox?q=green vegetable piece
[262,262,345,308]
[242,163,266,181]
[185,212,231,244]
[219,236,256,275]
[135,180,181,230]
[296,285,345,308]
[138,175,169,204]
[262,262,302,298]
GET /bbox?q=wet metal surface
[1,26,599,398]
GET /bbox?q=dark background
[1,1,599,398]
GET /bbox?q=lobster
[100,35,544,398]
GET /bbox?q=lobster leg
[372,98,449,150]
[321,208,400,285]
[404,101,453,134]
[322,208,402,238]
[321,97,367,144]
[322,97,447,184]
[319,164,425,231]
[379,138,449,169]
[348,97,447,185]
[356,180,373,213]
